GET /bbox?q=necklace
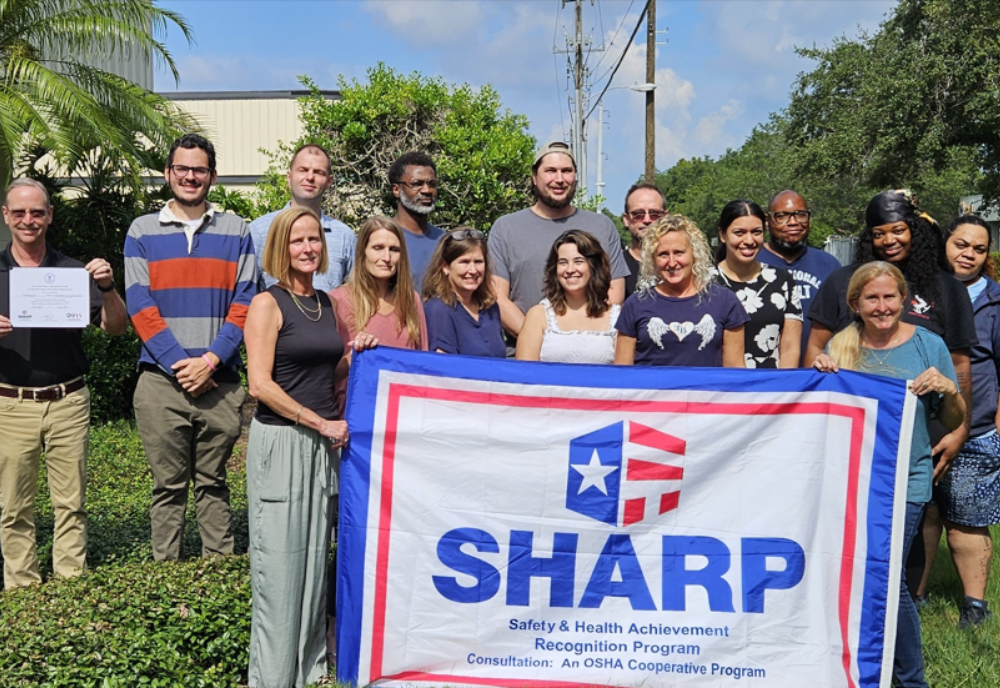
[861,331,900,368]
[287,289,322,322]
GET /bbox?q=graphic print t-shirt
[616,283,749,367]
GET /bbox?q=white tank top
[538,298,620,364]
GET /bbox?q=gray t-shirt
[488,207,630,315]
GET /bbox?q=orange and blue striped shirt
[124,201,257,374]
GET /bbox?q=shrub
[0,555,252,687]
[83,329,142,424]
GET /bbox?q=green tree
[0,0,195,188]
[257,63,537,231]
[786,0,993,204]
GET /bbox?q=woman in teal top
[813,261,965,688]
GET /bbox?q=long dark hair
[854,213,942,305]
[543,230,611,318]
[715,199,767,263]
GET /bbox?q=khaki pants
[0,387,90,589]
[133,369,245,561]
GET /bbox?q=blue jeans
[894,501,928,688]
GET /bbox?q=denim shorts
[934,431,1000,527]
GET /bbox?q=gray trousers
[133,369,244,561]
[247,419,336,688]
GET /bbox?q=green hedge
[83,328,142,425]
[0,556,252,687]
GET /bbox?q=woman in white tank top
[516,230,619,364]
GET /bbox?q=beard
[400,193,436,216]
[770,235,807,257]
[534,180,577,209]
[172,183,211,208]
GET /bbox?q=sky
[155,0,896,212]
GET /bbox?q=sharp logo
[566,421,684,527]
[432,420,805,612]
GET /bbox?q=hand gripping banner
[337,348,915,688]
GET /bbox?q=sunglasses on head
[447,229,485,241]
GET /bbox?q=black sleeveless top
[255,286,345,426]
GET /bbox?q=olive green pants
[246,419,336,688]
[133,369,244,561]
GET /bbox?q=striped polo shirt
[124,201,257,374]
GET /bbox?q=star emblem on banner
[572,449,618,495]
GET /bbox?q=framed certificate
[9,267,91,328]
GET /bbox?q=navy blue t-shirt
[758,246,841,359]
[425,297,506,358]
[616,284,749,367]
[402,224,446,292]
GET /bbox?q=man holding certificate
[0,178,127,589]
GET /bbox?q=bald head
[768,190,805,212]
[766,189,812,256]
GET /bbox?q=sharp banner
[337,348,916,688]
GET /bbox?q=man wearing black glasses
[621,183,667,297]
[124,133,256,561]
[758,190,840,362]
[389,151,445,291]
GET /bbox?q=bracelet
[201,354,217,372]
[96,279,117,293]
[294,406,303,425]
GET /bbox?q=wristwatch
[97,279,117,293]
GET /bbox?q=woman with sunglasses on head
[915,215,1000,628]
[713,200,802,368]
[813,261,964,688]
[516,230,620,364]
[615,215,748,368]
[422,227,505,357]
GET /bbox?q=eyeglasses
[627,209,666,222]
[399,179,439,190]
[169,164,212,179]
[769,210,812,225]
[447,229,485,241]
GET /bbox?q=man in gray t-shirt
[489,141,630,338]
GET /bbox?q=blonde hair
[348,216,422,346]
[262,207,328,286]
[638,214,715,296]
[827,262,908,371]
[421,228,496,309]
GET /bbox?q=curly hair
[854,214,942,306]
[638,215,715,297]
[421,228,496,309]
[542,230,611,318]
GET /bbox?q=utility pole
[555,0,601,194]
[574,0,586,188]
[645,0,656,183]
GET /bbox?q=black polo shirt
[0,245,103,386]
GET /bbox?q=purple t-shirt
[616,284,749,367]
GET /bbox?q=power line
[584,0,650,121]
[590,0,635,77]
[551,0,568,139]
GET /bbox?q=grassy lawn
[0,420,997,686]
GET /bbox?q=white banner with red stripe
[337,348,914,688]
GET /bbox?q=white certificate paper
[9,267,91,328]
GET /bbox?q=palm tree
[0,0,195,188]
